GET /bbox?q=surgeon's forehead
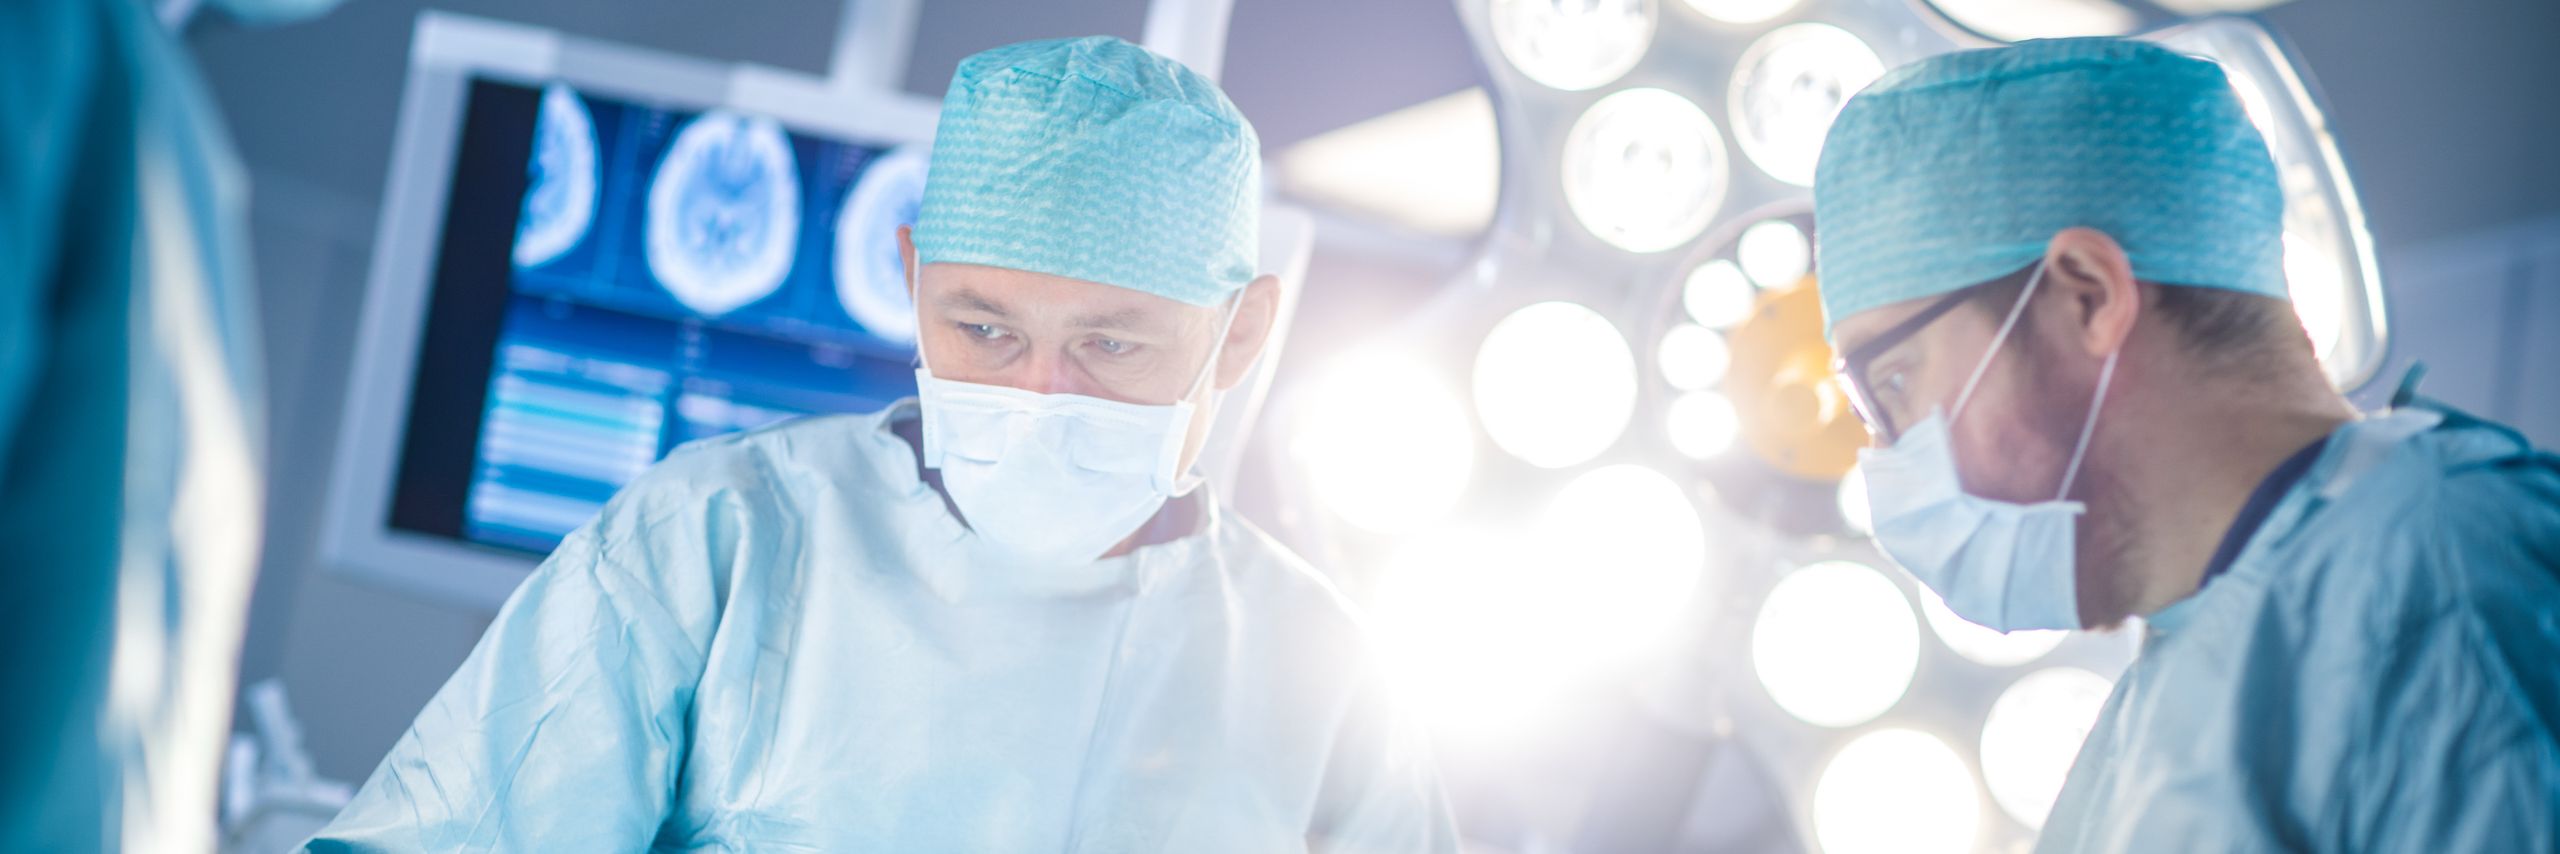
[1830,295,1941,357]
[922,262,1206,331]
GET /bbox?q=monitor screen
[389,78,922,555]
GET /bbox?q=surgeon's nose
[1007,349,1083,397]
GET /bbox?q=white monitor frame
[320,11,1310,611]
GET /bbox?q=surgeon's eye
[1876,369,1910,414]
[1087,337,1139,359]
[959,322,1010,342]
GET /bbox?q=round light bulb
[1736,219,1811,289]
[1813,729,1981,854]
[1564,88,1730,253]
[1981,667,2116,828]
[1474,302,1638,468]
[1752,560,1919,727]
[1728,23,1884,187]
[1682,260,1756,328]
[1490,0,1657,91]
[1658,324,1732,390]
[1667,390,1741,460]
[1682,0,1801,25]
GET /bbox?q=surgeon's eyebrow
[937,289,1011,317]
[1067,308,1156,332]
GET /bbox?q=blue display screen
[390,79,921,555]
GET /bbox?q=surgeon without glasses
[1819,38,2560,852]
[309,37,1460,853]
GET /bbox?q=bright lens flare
[1658,324,1731,390]
[1737,219,1811,289]
[1533,464,1708,658]
[1836,462,1871,534]
[1981,667,2116,828]
[1294,354,1474,533]
[1752,560,1918,727]
[1490,0,1657,91]
[1372,467,1705,733]
[1919,586,2066,668]
[1728,23,1884,187]
[1814,729,1981,854]
[1667,391,1740,459]
[1369,528,1561,732]
[1564,88,1730,253]
[1682,260,1756,329]
[1474,302,1638,468]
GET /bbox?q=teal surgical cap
[915,36,1261,307]
[1812,37,2287,338]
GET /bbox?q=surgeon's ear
[2042,227,2140,359]
[898,225,919,302]
[1213,274,1283,391]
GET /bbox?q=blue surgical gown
[309,402,1459,852]
[2039,404,2560,852]
[3,1,267,850]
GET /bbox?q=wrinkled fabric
[2038,404,2560,853]
[309,402,1458,853]
[1,1,267,852]
[1813,37,2287,338]
[915,36,1260,307]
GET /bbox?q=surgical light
[1925,0,2142,42]
[1295,353,1474,533]
[2283,231,2346,362]
[2150,18,2386,389]
[1667,391,1741,460]
[1475,302,1638,468]
[1981,667,2116,828]
[1728,23,1883,187]
[1533,464,1708,658]
[1813,729,1981,854]
[1752,560,1918,728]
[1919,587,2066,668]
[1682,259,1757,329]
[1490,0,1657,92]
[1736,218,1811,289]
[1563,88,1729,253]
[1682,0,1801,25]
[1658,324,1731,390]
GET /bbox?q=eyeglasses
[1832,285,1983,443]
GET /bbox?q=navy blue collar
[2198,435,2332,586]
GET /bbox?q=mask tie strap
[910,263,941,379]
[1181,293,1247,402]
[1951,260,2049,423]
[2054,349,2118,502]
[1162,293,1247,496]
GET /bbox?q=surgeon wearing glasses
[1817,38,2560,853]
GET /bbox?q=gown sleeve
[306,493,722,852]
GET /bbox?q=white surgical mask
[1857,261,2118,631]
[915,285,1239,566]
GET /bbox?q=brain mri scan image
[513,84,600,269]
[832,145,929,344]
[645,111,803,316]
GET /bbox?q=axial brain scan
[513,84,599,268]
[645,111,803,316]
